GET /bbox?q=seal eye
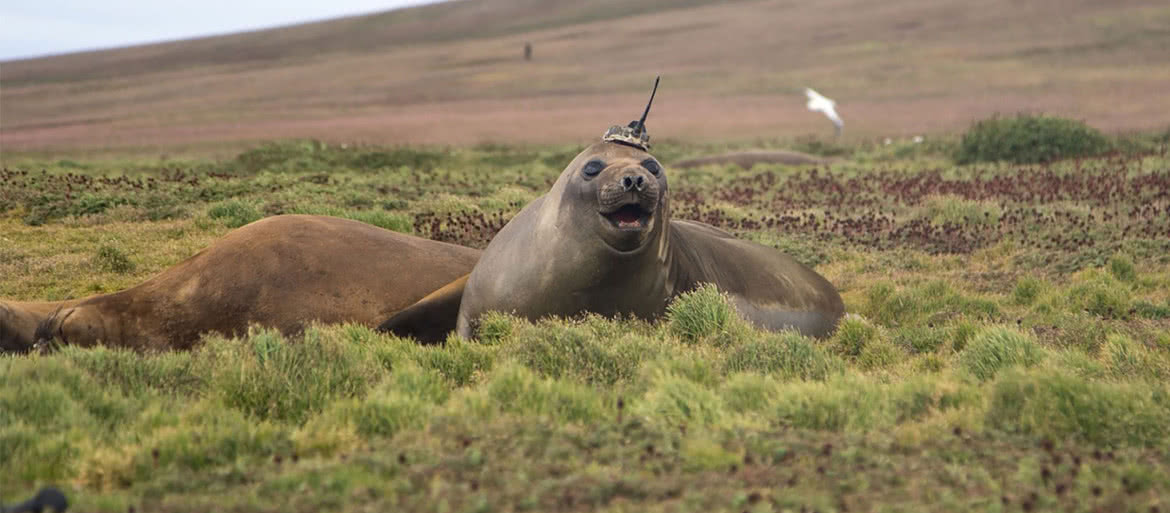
[582,159,605,177]
[641,159,661,176]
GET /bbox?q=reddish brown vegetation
[400,153,1170,258]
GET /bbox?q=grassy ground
[2,137,1169,511]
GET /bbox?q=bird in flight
[805,87,843,137]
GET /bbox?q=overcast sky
[0,0,443,61]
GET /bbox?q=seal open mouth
[603,204,652,230]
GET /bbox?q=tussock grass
[666,284,747,345]
[201,326,383,423]
[959,326,1045,381]
[1067,268,1133,319]
[723,331,844,381]
[986,369,1170,446]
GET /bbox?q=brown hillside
[2,0,1168,151]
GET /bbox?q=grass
[2,138,1170,511]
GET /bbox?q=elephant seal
[672,149,831,170]
[382,78,844,340]
[1,215,480,352]
[1,299,83,352]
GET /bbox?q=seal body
[2,215,480,352]
[454,142,844,339]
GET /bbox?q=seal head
[567,144,666,254]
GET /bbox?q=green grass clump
[61,345,200,396]
[1132,299,1170,319]
[861,281,999,328]
[917,195,1002,226]
[986,369,1170,446]
[1105,334,1170,382]
[342,365,447,439]
[1011,276,1046,305]
[666,284,744,345]
[207,200,261,228]
[830,315,881,357]
[92,243,136,274]
[955,113,1111,164]
[463,363,609,424]
[634,369,725,430]
[1066,269,1132,319]
[959,326,1044,381]
[769,376,887,431]
[500,318,652,385]
[858,338,904,370]
[892,325,947,354]
[723,332,844,381]
[1108,254,1137,282]
[201,326,380,423]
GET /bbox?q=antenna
[602,75,661,151]
[633,76,660,136]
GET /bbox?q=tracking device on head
[602,76,659,151]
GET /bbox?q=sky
[0,0,443,61]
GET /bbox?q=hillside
[2,0,1168,151]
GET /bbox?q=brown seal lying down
[1,215,480,352]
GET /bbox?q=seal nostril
[622,176,634,190]
[635,176,645,190]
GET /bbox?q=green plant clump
[955,114,1111,164]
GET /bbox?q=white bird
[804,87,843,137]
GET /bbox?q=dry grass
[2,0,1169,152]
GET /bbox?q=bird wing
[805,87,835,111]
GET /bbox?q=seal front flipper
[377,274,469,344]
